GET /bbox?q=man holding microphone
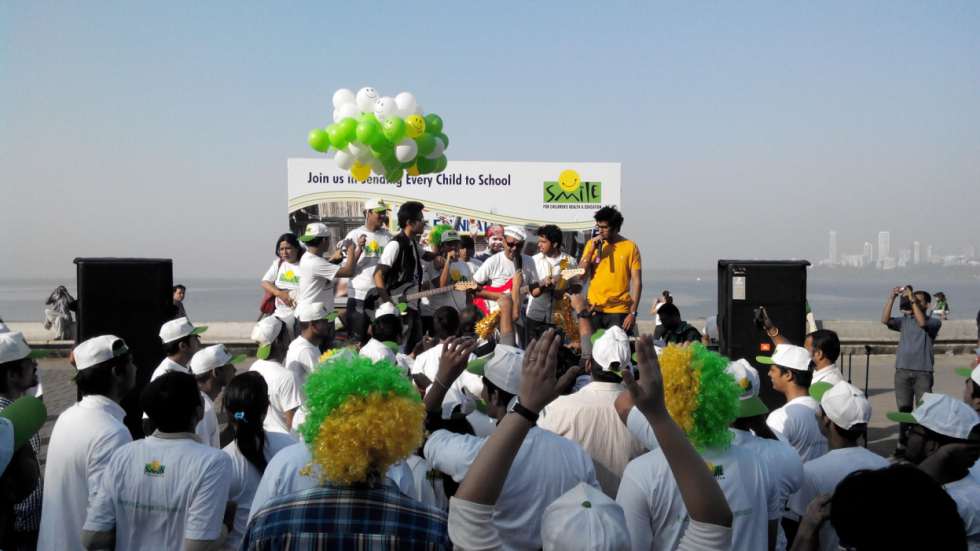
[579,206,642,333]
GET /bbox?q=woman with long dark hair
[260,233,303,338]
[222,372,295,549]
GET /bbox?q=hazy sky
[2,2,978,280]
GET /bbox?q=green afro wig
[429,224,452,246]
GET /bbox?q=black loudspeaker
[718,260,810,410]
[74,258,174,439]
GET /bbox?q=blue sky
[1,2,978,278]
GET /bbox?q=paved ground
[33,354,976,468]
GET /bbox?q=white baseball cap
[159,317,208,344]
[503,226,527,242]
[298,223,331,242]
[440,229,460,243]
[359,338,396,365]
[363,197,390,212]
[726,359,769,418]
[251,317,284,360]
[189,344,246,375]
[590,326,632,373]
[297,302,338,322]
[757,344,812,371]
[540,482,631,551]
[810,380,871,430]
[467,344,524,395]
[74,335,128,371]
[375,302,401,318]
[955,365,980,387]
[887,393,980,442]
[0,332,51,364]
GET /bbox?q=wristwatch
[629,311,638,317]
[512,402,540,424]
[576,309,591,320]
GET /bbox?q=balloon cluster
[307,88,450,183]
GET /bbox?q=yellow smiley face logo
[150,460,161,471]
[558,170,581,192]
[705,461,714,471]
[404,115,426,138]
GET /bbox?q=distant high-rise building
[829,231,838,264]
[913,242,920,264]
[864,242,873,264]
[898,248,912,266]
[842,254,865,268]
[966,246,977,259]
[878,232,890,261]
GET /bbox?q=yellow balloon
[406,162,420,176]
[404,115,426,138]
[351,161,371,182]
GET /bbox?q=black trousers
[592,312,638,336]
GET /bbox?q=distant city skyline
[826,230,978,269]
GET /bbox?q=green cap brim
[27,350,51,359]
[737,396,769,418]
[298,234,316,242]
[808,382,834,402]
[756,356,775,364]
[475,399,487,414]
[256,345,272,360]
[886,412,918,424]
[113,346,129,357]
[226,354,247,365]
[0,396,47,451]
[324,313,339,321]
[467,358,490,377]
[190,326,208,335]
[383,341,400,354]
[955,368,975,378]
[590,329,606,345]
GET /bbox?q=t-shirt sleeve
[785,470,820,521]
[379,240,400,268]
[629,241,642,271]
[626,407,660,451]
[280,374,303,412]
[472,259,491,285]
[615,465,655,551]
[886,316,901,331]
[766,409,789,436]
[448,498,504,551]
[311,257,340,282]
[763,461,781,520]
[423,430,483,482]
[262,259,280,284]
[82,455,119,532]
[675,520,733,551]
[185,453,232,541]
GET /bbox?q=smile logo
[705,461,724,478]
[144,460,166,476]
[450,269,461,281]
[365,241,382,255]
[558,170,581,192]
[281,270,298,284]
[543,171,601,204]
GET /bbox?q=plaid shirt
[241,476,452,550]
[0,397,42,532]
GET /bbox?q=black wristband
[576,309,591,320]
[511,402,539,424]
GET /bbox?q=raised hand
[621,334,665,417]
[434,337,478,388]
[518,329,579,413]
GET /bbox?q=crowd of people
[1,198,979,551]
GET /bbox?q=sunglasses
[504,240,521,248]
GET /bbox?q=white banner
[288,158,621,230]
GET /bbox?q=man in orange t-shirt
[578,206,643,334]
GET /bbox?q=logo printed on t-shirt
[364,240,384,256]
[144,460,166,476]
[705,461,725,479]
[279,270,299,284]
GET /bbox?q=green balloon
[371,136,394,160]
[402,160,415,169]
[436,132,449,150]
[424,114,444,134]
[435,154,448,173]
[308,129,330,152]
[356,120,381,146]
[383,117,406,143]
[382,155,400,171]
[414,133,436,157]
[360,112,378,124]
[416,156,437,174]
[338,118,359,143]
[327,125,348,150]
[385,167,404,183]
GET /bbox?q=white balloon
[425,137,445,160]
[356,87,379,113]
[370,157,385,175]
[333,89,355,110]
[348,140,370,158]
[332,109,341,124]
[395,92,417,115]
[334,147,355,170]
[395,137,419,163]
[373,97,398,123]
[413,105,425,117]
[338,103,361,121]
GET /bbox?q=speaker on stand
[74,258,175,439]
[717,260,810,410]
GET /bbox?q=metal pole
[848,351,853,384]
[863,344,872,448]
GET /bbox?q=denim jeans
[895,368,934,447]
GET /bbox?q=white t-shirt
[339,226,393,300]
[285,336,320,391]
[472,252,539,314]
[785,446,890,551]
[296,251,340,311]
[945,472,980,550]
[261,258,301,319]
[767,396,828,462]
[249,360,303,435]
[405,454,448,512]
[412,343,481,397]
[196,392,220,449]
[424,427,600,551]
[247,442,418,524]
[423,259,473,312]
[222,432,297,549]
[83,434,232,547]
[526,252,577,324]
[37,395,132,551]
[811,364,845,386]
[617,443,780,551]
[379,239,427,310]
